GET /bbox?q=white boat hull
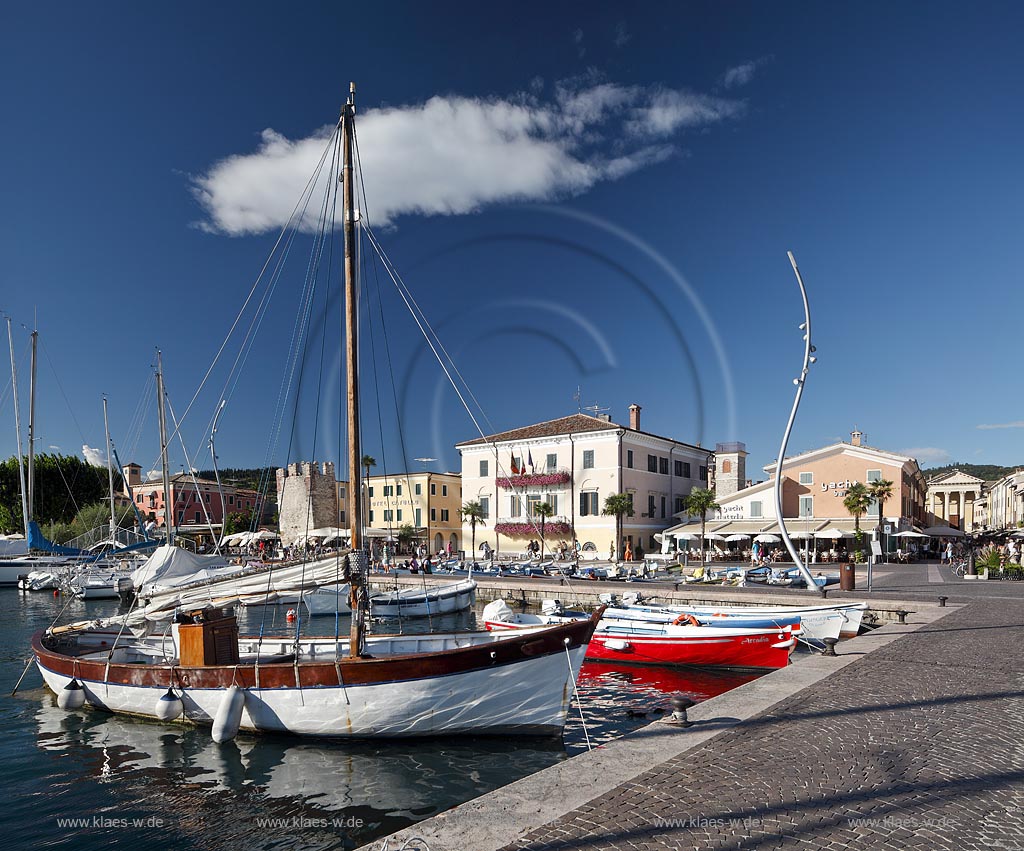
[371,580,477,619]
[302,584,353,616]
[35,630,586,738]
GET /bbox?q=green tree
[533,501,554,560]
[867,478,895,559]
[843,482,872,561]
[603,493,634,561]
[41,500,137,544]
[0,453,108,533]
[459,500,487,562]
[681,487,720,566]
[397,523,415,552]
[223,508,259,537]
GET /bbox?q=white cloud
[976,421,1024,430]
[82,444,106,467]
[900,447,952,465]
[625,89,744,137]
[191,80,744,235]
[721,56,772,90]
[614,22,631,49]
[145,470,162,482]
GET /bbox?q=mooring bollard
[896,610,909,624]
[821,637,838,657]
[938,596,948,607]
[667,695,696,727]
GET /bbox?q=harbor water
[4,590,762,850]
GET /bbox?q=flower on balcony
[494,521,574,537]
[495,471,571,489]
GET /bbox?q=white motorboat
[302,583,353,616]
[370,579,477,619]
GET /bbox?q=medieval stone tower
[713,442,747,498]
[276,461,337,543]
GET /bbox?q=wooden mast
[342,82,365,658]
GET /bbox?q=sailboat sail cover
[28,521,85,556]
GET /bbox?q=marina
[3,5,1023,850]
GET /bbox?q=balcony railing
[495,469,571,489]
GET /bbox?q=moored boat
[32,605,600,738]
[588,619,795,669]
[371,578,477,619]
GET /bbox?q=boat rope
[565,644,592,751]
[164,395,220,546]
[159,131,342,463]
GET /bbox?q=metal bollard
[667,695,696,727]
[821,637,838,657]
[896,610,909,624]
[938,596,948,607]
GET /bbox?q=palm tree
[361,454,376,483]
[360,455,376,532]
[533,501,554,560]
[681,488,720,566]
[460,500,486,562]
[602,493,634,561]
[843,482,872,561]
[867,478,894,560]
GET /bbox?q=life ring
[672,613,700,627]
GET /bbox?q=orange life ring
[672,613,700,627]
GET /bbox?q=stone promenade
[501,600,1024,851]
[368,594,1024,851]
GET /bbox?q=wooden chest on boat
[178,614,240,666]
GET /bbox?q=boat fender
[211,685,245,743]
[604,638,631,652]
[286,608,296,621]
[57,678,86,710]
[155,687,184,721]
[672,614,701,627]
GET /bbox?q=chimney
[851,428,863,447]
[629,403,641,431]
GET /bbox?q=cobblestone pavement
[500,600,1024,851]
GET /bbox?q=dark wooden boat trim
[32,609,601,691]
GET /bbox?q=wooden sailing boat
[32,83,600,739]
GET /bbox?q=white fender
[57,678,86,710]
[211,685,245,743]
[155,687,184,721]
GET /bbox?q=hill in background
[195,467,275,492]
[921,462,1023,482]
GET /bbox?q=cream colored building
[666,431,928,552]
[925,469,986,532]
[983,469,1024,532]
[456,405,712,558]
[337,472,463,553]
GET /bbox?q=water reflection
[23,595,766,849]
[35,694,565,848]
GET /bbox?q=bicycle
[951,557,969,578]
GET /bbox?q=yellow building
[336,471,463,554]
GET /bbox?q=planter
[494,521,574,538]
[495,472,571,489]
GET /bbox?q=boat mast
[103,395,117,538]
[210,399,227,552]
[155,350,174,547]
[342,82,365,658]
[6,318,30,538]
[27,328,37,521]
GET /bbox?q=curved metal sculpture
[773,252,822,593]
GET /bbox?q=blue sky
[1,1,1022,485]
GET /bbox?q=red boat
[586,619,795,670]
